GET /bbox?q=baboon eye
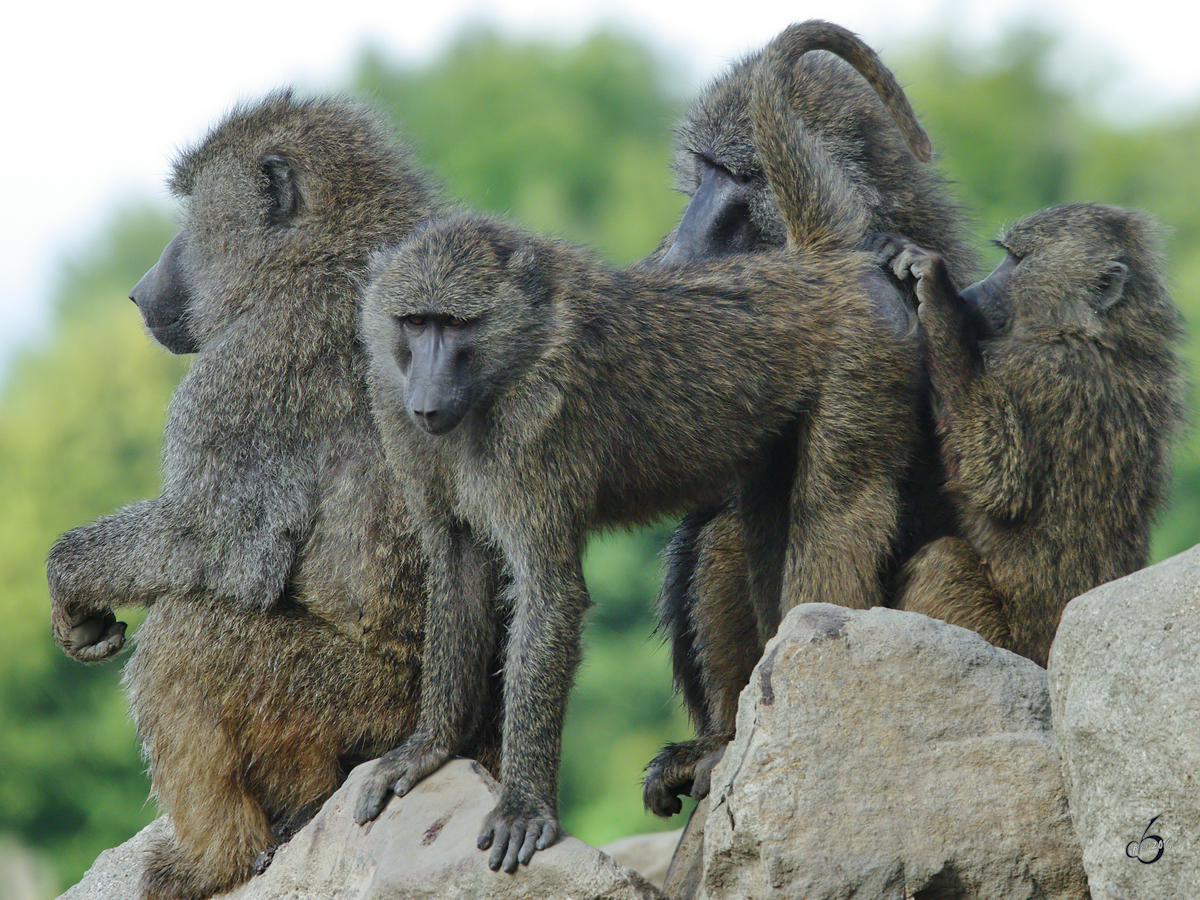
[724,165,754,185]
[445,316,465,328]
[404,315,426,328]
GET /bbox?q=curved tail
[751,20,932,250]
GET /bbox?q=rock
[660,798,707,900]
[1049,544,1200,899]
[58,819,170,900]
[695,603,1087,900]
[600,829,683,889]
[60,760,661,900]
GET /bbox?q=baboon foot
[141,832,247,900]
[251,845,276,875]
[250,816,305,875]
[477,793,559,873]
[353,735,451,824]
[642,734,731,817]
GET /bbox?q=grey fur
[46,92,501,899]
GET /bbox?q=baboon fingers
[891,245,929,284]
[479,799,559,871]
[691,745,727,800]
[60,613,126,662]
[517,829,539,867]
[477,821,495,851]
[353,775,392,824]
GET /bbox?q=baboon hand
[353,737,449,824]
[52,605,127,662]
[477,794,559,873]
[861,232,911,271]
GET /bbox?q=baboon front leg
[354,523,498,824]
[478,542,589,872]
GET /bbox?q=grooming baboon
[645,20,980,816]
[354,30,935,866]
[882,204,1185,668]
[46,93,500,900]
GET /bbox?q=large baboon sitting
[884,204,1186,667]
[645,20,980,817]
[353,21,933,872]
[47,93,500,900]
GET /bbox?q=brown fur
[46,93,500,899]
[646,20,980,815]
[889,204,1186,667]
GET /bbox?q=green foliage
[0,206,184,886]
[3,25,1200,893]
[352,28,687,263]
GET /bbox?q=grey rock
[58,819,169,900]
[1049,544,1200,899]
[661,798,707,900]
[600,829,683,889]
[60,760,661,900]
[696,603,1087,900]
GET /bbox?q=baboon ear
[260,154,302,227]
[1093,260,1129,312]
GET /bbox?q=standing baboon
[645,20,980,816]
[882,204,1185,667]
[46,93,500,900]
[354,30,935,866]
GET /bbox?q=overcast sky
[2,0,1197,375]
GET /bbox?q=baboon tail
[752,19,932,250]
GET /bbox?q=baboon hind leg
[139,723,273,900]
[647,507,758,815]
[895,536,1014,652]
[780,399,912,614]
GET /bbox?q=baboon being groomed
[881,203,1185,668]
[644,20,980,817]
[46,93,501,900]
[353,28,936,868]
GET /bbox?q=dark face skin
[398,314,476,435]
[959,254,1015,340]
[129,231,200,355]
[660,159,764,265]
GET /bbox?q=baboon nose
[411,407,442,434]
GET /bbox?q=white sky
[2,0,1198,375]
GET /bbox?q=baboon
[881,204,1185,668]
[354,26,935,868]
[46,93,500,900]
[645,20,980,816]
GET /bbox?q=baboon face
[143,93,433,353]
[129,232,200,354]
[976,205,1158,342]
[131,134,309,354]
[664,53,789,264]
[364,217,551,436]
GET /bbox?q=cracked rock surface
[692,603,1088,900]
[1049,545,1200,900]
